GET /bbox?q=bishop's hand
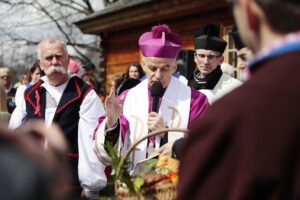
[148,112,165,136]
[151,141,174,157]
[105,87,125,129]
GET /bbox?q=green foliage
[144,159,158,172]
[104,143,135,193]
[133,176,144,191]
[133,158,158,191]
[105,144,161,193]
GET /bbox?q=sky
[0,0,105,75]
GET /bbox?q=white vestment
[95,77,191,167]
[201,73,242,104]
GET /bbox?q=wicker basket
[115,128,188,200]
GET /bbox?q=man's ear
[172,62,177,73]
[194,56,198,66]
[39,60,45,71]
[245,0,261,33]
[219,56,224,64]
[141,58,147,71]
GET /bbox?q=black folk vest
[24,76,93,186]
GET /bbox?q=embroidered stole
[123,77,191,166]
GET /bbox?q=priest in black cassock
[188,23,242,104]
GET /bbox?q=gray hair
[36,37,68,59]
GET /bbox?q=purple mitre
[139,24,182,59]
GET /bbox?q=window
[223,25,241,80]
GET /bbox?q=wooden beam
[75,0,228,35]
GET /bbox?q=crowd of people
[0,0,299,199]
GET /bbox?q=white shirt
[200,73,242,104]
[9,75,107,194]
[15,84,27,107]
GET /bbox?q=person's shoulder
[71,75,92,90]
[117,78,141,96]
[117,89,129,101]
[16,84,27,92]
[7,87,17,96]
[189,88,210,111]
[191,87,208,100]
[220,73,243,85]
[206,80,252,119]
[71,75,84,83]
[11,87,17,93]
[24,80,43,95]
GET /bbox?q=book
[130,153,159,176]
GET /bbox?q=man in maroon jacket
[178,0,300,199]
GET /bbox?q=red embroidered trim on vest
[34,90,41,116]
[56,78,82,114]
[24,80,43,117]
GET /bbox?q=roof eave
[74,0,227,35]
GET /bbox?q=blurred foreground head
[229,0,300,53]
[0,120,72,200]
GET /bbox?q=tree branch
[0,0,32,6]
[51,0,90,15]
[33,1,91,62]
[0,0,101,66]
[82,0,94,13]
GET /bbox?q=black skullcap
[194,23,227,53]
[229,25,245,50]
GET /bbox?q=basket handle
[116,128,188,180]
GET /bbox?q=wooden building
[75,0,235,94]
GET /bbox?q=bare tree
[0,0,104,72]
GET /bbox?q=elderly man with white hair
[9,37,106,199]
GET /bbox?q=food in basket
[116,155,179,199]
[156,155,179,173]
[132,155,179,191]
[105,143,179,199]
[143,172,168,185]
